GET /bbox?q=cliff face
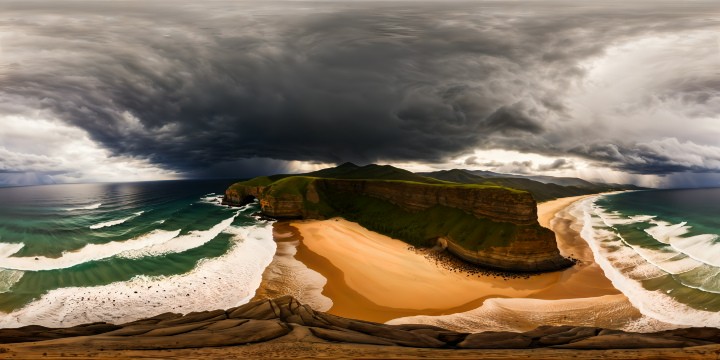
[224,178,571,272]
[313,179,536,224]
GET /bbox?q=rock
[89,320,291,350]
[458,332,533,349]
[391,324,454,332]
[139,321,213,337]
[309,327,396,346]
[228,300,278,320]
[523,325,576,338]
[346,320,445,348]
[98,324,158,337]
[553,334,713,349]
[158,309,226,326]
[536,327,599,346]
[146,312,183,322]
[203,319,249,331]
[660,327,720,342]
[6,296,720,353]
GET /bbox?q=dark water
[0,180,274,327]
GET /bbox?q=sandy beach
[250,194,672,331]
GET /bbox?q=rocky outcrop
[441,225,572,272]
[224,178,572,272]
[2,297,719,353]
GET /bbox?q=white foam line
[0,242,24,258]
[118,212,240,259]
[0,230,181,271]
[0,222,276,328]
[576,196,720,328]
[0,269,24,294]
[669,234,720,269]
[645,221,690,244]
[64,203,102,211]
[89,211,144,230]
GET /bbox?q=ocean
[571,188,720,328]
[0,180,275,327]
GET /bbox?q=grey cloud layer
[0,1,718,176]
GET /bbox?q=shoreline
[253,194,667,330]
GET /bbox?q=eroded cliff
[224,177,572,272]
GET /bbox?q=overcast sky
[0,1,718,187]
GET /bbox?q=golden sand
[266,195,656,330]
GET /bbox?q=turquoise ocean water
[574,188,720,328]
[0,180,275,327]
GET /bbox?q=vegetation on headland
[319,189,520,250]
[225,163,578,272]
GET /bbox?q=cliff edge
[224,172,572,272]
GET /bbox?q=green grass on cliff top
[230,175,527,197]
[320,190,521,249]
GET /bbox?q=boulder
[458,332,532,349]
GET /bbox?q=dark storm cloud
[537,158,574,172]
[0,0,718,177]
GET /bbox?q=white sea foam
[575,196,720,328]
[0,269,24,294]
[118,212,240,259]
[0,242,24,258]
[386,294,678,333]
[597,210,655,226]
[0,222,276,328]
[199,194,228,208]
[89,211,144,229]
[645,221,690,244]
[668,233,720,268]
[0,230,181,271]
[260,240,332,311]
[64,203,102,211]
[592,205,702,275]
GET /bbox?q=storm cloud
[0,1,718,182]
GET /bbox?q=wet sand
[253,195,672,331]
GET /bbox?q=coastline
[252,194,675,331]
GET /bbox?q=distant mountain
[419,169,642,202]
[463,170,600,189]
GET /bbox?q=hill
[419,169,640,202]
